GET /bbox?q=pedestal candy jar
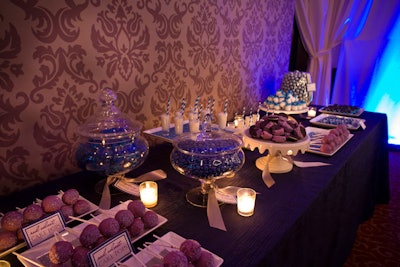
[75,88,149,177]
[170,113,245,207]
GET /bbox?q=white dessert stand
[259,104,309,115]
[241,128,310,173]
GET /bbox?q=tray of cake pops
[306,125,354,156]
[122,231,223,267]
[16,200,167,267]
[0,189,98,258]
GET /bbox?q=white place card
[307,83,316,91]
[88,230,134,267]
[21,211,66,248]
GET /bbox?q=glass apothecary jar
[75,88,149,177]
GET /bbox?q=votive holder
[307,107,316,118]
[139,181,158,208]
[237,188,256,217]
[234,115,244,129]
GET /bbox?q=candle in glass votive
[237,188,256,217]
[234,115,244,129]
[244,116,251,127]
[307,107,316,118]
[139,181,158,208]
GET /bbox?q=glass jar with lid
[75,88,149,177]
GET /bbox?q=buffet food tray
[71,201,167,244]
[0,192,98,258]
[144,122,220,143]
[306,127,353,156]
[17,201,167,267]
[319,105,364,117]
[310,113,365,130]
[123,231,224,267]
[143,120,190,143]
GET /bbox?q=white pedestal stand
[241,128,310,173]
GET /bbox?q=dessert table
[0,110,389,267]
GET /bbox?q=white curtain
[294,0,369,105]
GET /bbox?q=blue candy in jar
[75,88,149,176]
[170,129,245,180]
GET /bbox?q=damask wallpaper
[0,0,295,196]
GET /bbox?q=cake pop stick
[68,216,99,226]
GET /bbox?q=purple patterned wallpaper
[0,0,295,196]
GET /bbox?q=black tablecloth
[0,110,389,267]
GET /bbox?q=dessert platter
[71,200,167,243]
[306,126,354,156]
[259,103,309,115]
[16,200,167,267]
[122,231,223,266]
[319,104,364,117]
[261,70,315,115]
[241,113,310,173]
[0,189,98,258]
[143,121,221,143]
[310,113,366,130]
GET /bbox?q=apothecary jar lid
[76,88,142,141]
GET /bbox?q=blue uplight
[365,12,400,145]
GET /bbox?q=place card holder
[21,211,66,248]
[88,230,134,267]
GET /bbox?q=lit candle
[139,181,158,208]
[237,188,256,217]
[234,115,244,129]
[244,116,251,127]
[307,107,316,118]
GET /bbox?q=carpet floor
[344,150,400,267]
